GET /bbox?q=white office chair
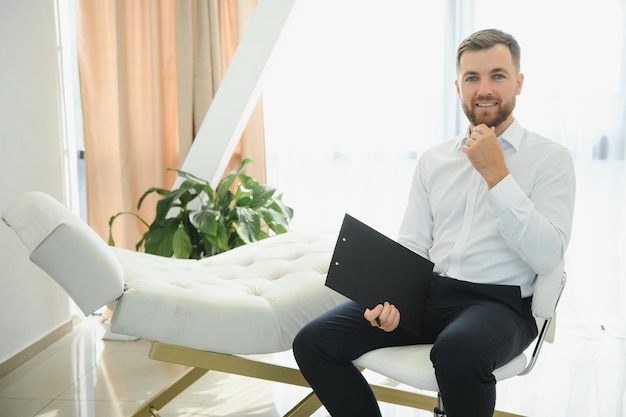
[352,263,567,417]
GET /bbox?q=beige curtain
[77,0,263,250]
[175,0,266,183]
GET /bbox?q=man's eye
[466,76,478,83]
[493,74,505,80]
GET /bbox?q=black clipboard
[325,214,434,335]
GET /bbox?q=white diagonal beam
[179,0,301,186]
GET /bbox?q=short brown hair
[456,29,521,74]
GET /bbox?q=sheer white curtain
[263,0,626,331]
[263,0,447,237]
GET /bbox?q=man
[292,28,576,417]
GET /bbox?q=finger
[377,301,391,322]
[469,128,481,143]
[364,304,383,327]
[379,304,401,332]
[367,302,390,329]
[364,304,382,320]
[388,305,400,327]
[378,302,396,327]
[382,303,397,324]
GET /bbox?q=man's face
[455,44,524,133]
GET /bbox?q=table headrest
[2,191,125,315]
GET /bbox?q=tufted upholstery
[110,232,347,354]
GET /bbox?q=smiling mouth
[476,103,497,108]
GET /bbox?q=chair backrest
[2,191,125,316]
[532,259,566,319]
[516,261,566,375]
[531,260,567,343]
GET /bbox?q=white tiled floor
[1,314,625,417]
[0,316,431,417]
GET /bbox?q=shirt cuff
[488,174,528,215]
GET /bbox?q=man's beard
[462,97,515,128]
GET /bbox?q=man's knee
[293,321,319,363]
[430,332,494,383]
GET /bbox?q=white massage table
[3,191,564,417]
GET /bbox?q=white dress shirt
[397,119,576,297]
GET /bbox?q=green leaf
[232,186,254,207]
[239,172,258,188]
[233,207,261,244]
[271,196,294,220]
[172,169,210,186]
[172,226,192,259]
[216,189,235,214]
[250,184,277,209]
[107,211,149,246]
[202,183,216,202]
[144,218,179,257]
[190,208,220,235]
[137,187,170,210]
[216,158,253,197]
[206,222,230,254]
[261,207,290,234]
[177,180,204,206]
[152,188,187,220]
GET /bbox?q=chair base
[127,341,526,417]
[434,392,446,416]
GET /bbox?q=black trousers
[292,274,538,417]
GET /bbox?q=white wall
[0,1,73,364]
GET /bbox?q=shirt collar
[454,119,523,151]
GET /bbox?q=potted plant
[108,158,293,259]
